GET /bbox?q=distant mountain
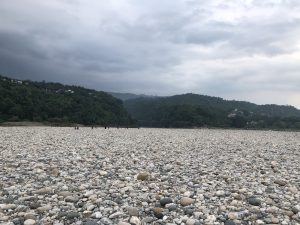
[0,75,133,126]
[124,93,300,129]
[2,74,300,130]
[109,92,155,101]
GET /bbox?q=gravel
[0,127,299,225]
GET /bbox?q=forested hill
[2,74,300,129]
[123,93,300,129]
[0,75,133,126]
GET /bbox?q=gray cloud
[0,0,300,108]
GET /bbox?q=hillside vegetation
[2,75,300,130]
[124,94,300,129]
[0,75,133,126]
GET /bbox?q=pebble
[180,197,194,206]
[224,221,237,225]
[0,204,17,210]
[65,196,79,203]
[153,207,164,219]
[83,220,98,225]
[34,187,53,195]
[67,212,80,219]
[228,212,238,220]
[130,216,141,225]
[118,222,131,225]
[24,213,36,220]
[205,215,216,224]
[216,190,226,197]
[24,219,36,225]
[160,197,173,207]
[99,170,108,176]
[58,191,72,197]
[91,212,102,219]
[186,219,196,225]
[248,197,261,206]
[167,203,177,211]
[127,207,139,216]
[109,211,123,219]
[274,180,287,186]
[292,206,300,214]
[137,172,149,181]
[36,205,52,213]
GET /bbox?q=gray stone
[34,187,52,195]
[66,212,80,219]
[248,197,261,206]
[292,207,300,214]
[160,197,173,207]
[224,220,237,225]
[65,196,79,203]
[83,219,98,225]
[127,207,139,216]
[167,204,177,211]
[274,179,287,186]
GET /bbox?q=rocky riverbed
[0,127,299,225]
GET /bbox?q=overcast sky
[0,0,300,108]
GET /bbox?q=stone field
[0,127,299,225]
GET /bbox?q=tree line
[0,75,133,126]
[123,94,300,130]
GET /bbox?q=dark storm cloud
[0,0,299,108]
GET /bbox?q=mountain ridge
[123,93,300,129]
[114,92,299,111]
[1,74,300,129]
[108,92,156,101]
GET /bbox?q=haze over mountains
[109,92,154,101]
[1,75,300,129]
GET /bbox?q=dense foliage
[0,75,133,126]
[2,75,300,130]
[124,94,300,129]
